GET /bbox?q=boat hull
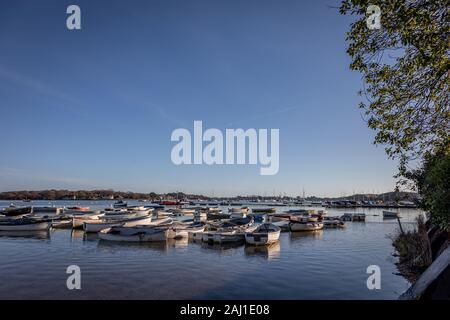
[72,214,103,228]
[98,228,168,242]
[0,221,52,231]
[208,231,245,244]
[2,206,33,217]
[245,230,280,245]
[289,221,324,231]
[383,211,399,219]
[84,216,153,233]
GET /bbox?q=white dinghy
[83,214,153,233]
[245,223,281,246]
[72,211,104,228]
[167,223,206,239]
[0,217,52,231]
[289,220,324,231]
[98,226,169,242]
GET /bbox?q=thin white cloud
[0,66,85,115]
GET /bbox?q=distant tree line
[0,190,207,201]
[0,189,417,202]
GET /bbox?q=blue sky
[0,0,398,197]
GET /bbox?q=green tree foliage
[407,150,450,229]
[340,0,449,171]
[340,1,449,227]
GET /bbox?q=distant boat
[193,211,208,222]
[145,204,165,210]
[159,201,180,206]
[245,223,281,246]
[206,212,230,220]
[31,207,63,218]
[2,206,32,217]
[271,220,290,231]
[64,206,90,215]
[113,200,127,208]
[352,213,366,222]
[229,207,249,218]
[323,219,346,228]
[383,211,399,219]
[66,206,90,211]
[252,208,276,214]
[341,213,366,222]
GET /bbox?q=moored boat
[206,212,230,220]
[0,217,52,231]
[289,220,324,231]
[65,206,90,213]
[72,212,104,228]
[245,223,280,246]
[352,213,366,221]
[52,219,73,229]
[167,223,206,239]
[31,206,63,218]
[193,211,207,222]
[98,226,169,242]
[210,230,245,244]
[113,200,127,208]
[383,210,399,219]
[102,209,148,220]
[1,206,32,217]
[252,208,276,214]
[271,219,290,231]
[83,214,153,233]
[323,219,346,228]
[229,206,249,213]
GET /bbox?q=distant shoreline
[0,189,419,208]
[0,189,419,202]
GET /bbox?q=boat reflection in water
[289,229,324,242]
[70,229,85,241]
[199,241,244,255]
[84,232,100,242]
[95,238,187,253]
[169,237,189,248]
[0,230,50,240]
[244,242,280,261]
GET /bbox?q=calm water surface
[0,200,422,299]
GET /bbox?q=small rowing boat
[341,213,366,222]
[202,230,245,244]
[289,220,324,231]
[252,208,276,214]
[383,211,399,219]
[0,217,52,231]
[98,226,169,242]
[83,214,153,233]
[72,212,104,228]
[167,223,206,239]
[113,200,127,208]
[245,223,280,246]
[1,206,32,217]
[323,219,346,228]
[31,207,63,218]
